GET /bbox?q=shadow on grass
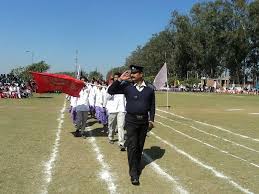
[141,146,165,174]
[70,131,82,138]
[87,120,98,127]
[156,105,171,109]
[87,127,108,137]
[35,96,54,98]
[70,126,108,138]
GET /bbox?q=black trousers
[124,120,148,178]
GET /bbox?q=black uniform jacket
[107,80,155,122]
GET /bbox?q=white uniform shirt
[88,84,96,106]
[134,81,147,92]
[101,86,107,99]
[70,96,77,107]
[95,88,104,107]
[105,93,126,114]
[75,87,90,112]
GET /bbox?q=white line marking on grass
[86,127,118,194]
[157,114,259,154]
[157,109,259,142]
[143,153,189,194]
[150,131,254,194]
[249,113,259,115]
[156,117,259,168]
[225,109,243,111]
[189,125,259,154]
[41,99,66,194]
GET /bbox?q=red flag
[31,72,85,97]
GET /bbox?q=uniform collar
[134,80,146,87]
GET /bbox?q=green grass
[0,94,65,194]
[156,92,259,134]
[156,92,259,193]
[1,92,259,193]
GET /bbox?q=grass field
[1,92,259,194]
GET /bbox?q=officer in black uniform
[108,65,155,185]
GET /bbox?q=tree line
[116,0,259,85]
[9,61,104,82]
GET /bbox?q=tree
[88,70,103,80]
[169,11,194,79]
[190,1,228,78]
[10,61,50,81]
[247,0,259,83]
[10,66,26,78]
[222,0,250,83]
[26,61,50,73]
[124,30,175,77]
[106,66,128,80]
[23,61,50,81]
[108,0,257,84]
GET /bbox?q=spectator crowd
[159,81,259,95]
[0,74,33,99]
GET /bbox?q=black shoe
[109,139,114,144]
[74,130,81,137]
[131,177,140,185]
[119,144,126,151]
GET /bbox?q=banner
[31,72,85,97]
[153,63,168,90]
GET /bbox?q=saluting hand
[119,70,131,81]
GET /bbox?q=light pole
[25,50,34,64]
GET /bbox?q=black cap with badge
[130,65,144,73]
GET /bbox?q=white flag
[153,62,168,90]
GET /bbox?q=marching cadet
[104,72,127,151]
[74,76,90,137]
[69,95,78,125]
[95,80,108,129]
[100,80,108,128]
[88,79,97,118]
[108,65,155,185]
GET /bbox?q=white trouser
[108,112,125,145]
[76,111,88,131]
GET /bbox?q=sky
[0,0,200,76]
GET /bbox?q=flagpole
[167,80,169,109]
[164,53,169,109]
[166,62,169,109]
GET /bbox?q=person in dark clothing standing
[108,65,155,185]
